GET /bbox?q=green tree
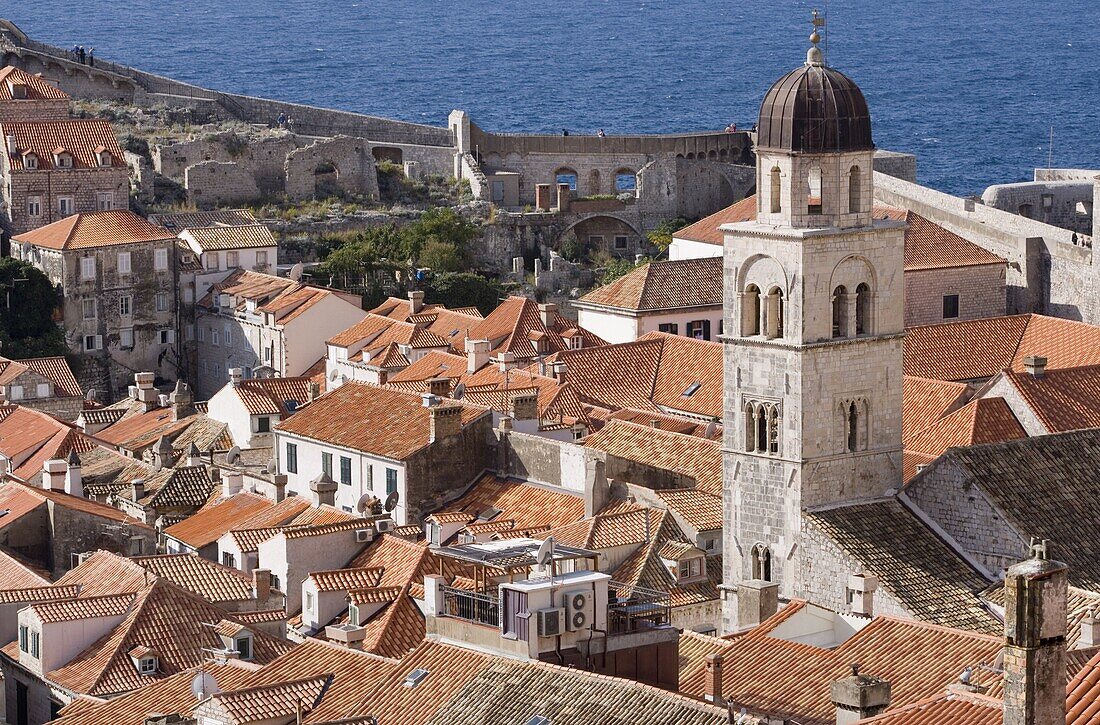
[418,240,463,273]
[422,272,504,317]
[597,257,648,286]
[558,235,583,262]
[0,257,67,359]
[401,208,478,264]
[647,217,690,251]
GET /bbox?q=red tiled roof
[0,66,71,101]
[902,375,970,444]
[163,492,274,549]
[578,257,723,311]
[437,472,584,537]
[465,296,605,360]
[232,377,312,415]
[1002,364,1100,433]
[0,355,82,397]
[181,224,276,251]
[899,211,1007,271]
[855,689,1002,724]
[13,210,172,251]
[905,397,1028,458]
[0,546,51,589]
[2,119,125,171]
[0,405,96,479]
[584,419,722,495]
[674,195,757,245]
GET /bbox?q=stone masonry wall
[981,180,1093,235]
[2,166,129,235]
[904,264,1006,327]
[184,161,261,208]
[284,136,379,202]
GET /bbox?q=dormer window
[568,335,583,350]
[128,645,157,674]
[94,145,113,167]
[139,656,157,674]
[22,152,38,170]
[235,635,252,660]
[10,81,28,99]
[53,148,73,168]
[677,556,705,582]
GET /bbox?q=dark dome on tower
[756,38,873,154]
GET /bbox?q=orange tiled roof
[31,592,134,623]
[2,118,124,171]
[579,257,722,311]
[437,472,585,537]
[0,355,82,397]
[656,488,723,532]
[274,383,488,460]
[465,295,605,360]
[674,195,757,245]
[163,492,274,549]
[181,224,276,251]
[0,546,51,589]
[899,211,1007,271]
[204,674,333,722]
[131,553,257,604]
[905,397,1027,458]
[0,66,70,101]
[1001,364,1100,433]
[0,405,96,480]
[309,567,385,592]
[149,209,257,233]
[855,689,1002,724]
[13,210,172,251]
[231,377,312,415]
[583,419,722,495]
[0,479,151,530]
[903,314,1100,383]
[901,375,970,444]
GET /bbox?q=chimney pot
[42,458,67,491]
[704,653,724,705]
[429,404,464,442]
[229,368,243,387]
[538,302,558,328]
[736,579,779,632]
[253,568,272,598]
[408,290,425,315]
[1023,355,1048,378]
[496,352,517,373]
[467,339,491,374]
[131,478,146,501]
[428,377,451,399]
[830,666,891,723]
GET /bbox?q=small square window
[96,192,114,211]
[58,196,74,215]
[942,294,960,320]
[614,235,628,250]
[158,329,174,345]
[257,416,271,433]
[256,250,268,267]
[27,197,42,217]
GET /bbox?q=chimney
[131,478,146,501]
[6,135,16,154]
[830,664,891,724]
[1002,539,1067,725]
[429,404,463,442]
[510,391,539,421]
[736,579,779,632]
[467,339,491,374]
[42,458,66,491]
[1079,609,1100,649]
[222,471,244,498]
[583,458,609,518]
[308,381,320,402]
[428,377,451,399]
[229,368,243,387]
[538,302,558,328]
[253,568,272,598]
[65,449,83,497]
[186,442,202,468]
[1024,355,1048,378]
[496,352,517,373]
[847,573,878,617]
[310,472,337,507]
[408,290,425,315]
[704,653,724,706]
[134,372,158,411]
[552,361,568,384]
[169,380,194,421]
[152,435,174,470]
[272,474,288,502]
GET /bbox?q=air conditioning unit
[537,607,563,637]
[355,528,373,543]
[374,518,394,534]
[564,589,593,631]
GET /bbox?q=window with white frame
[154,248,169,271]
[24,154,38,170]
[138,657,156,674]
[54,152,72,168]
[81,256,96,280]
[156,292,169,312]
[224,325,232,345]
[205,253,218,270]
[30,630,39,658]
[117,252,132,275]
[120,327,134,348]
[212,329,220,346]
[197,326,205,342]
[58,196,74,215]
[158,329,174,345]
[96,192,114,210]
[9,385,23,401]
[27,196,42,217]
[82,299,97,320]
[119,295,132,317]
[226,251,239,268]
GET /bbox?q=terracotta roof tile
[32,592,134,623]
[130,553,256,604]
[0,546,51,589]
[584,419,722,495]
[13,209,172,250]
[2,118,124,171]
[0,355,82,397]
[900,211,1008,271]
[674,195,757,245]
[232,376,312,415]
[657,488,723,531]
[465,296,605,360]
[309,567,385,592]
[0,66,71,100]
[580,257,723,311]
[905,397,1027,457]
[438,472,584,537]
[1001,364,1100,433]
[854,690,1002,724]
[181,223,276,251]
[148,209,257,233]
[204,674,333,722]
[902,375,970,444]
[164,492,274,549]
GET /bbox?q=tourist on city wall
[597,129,606,137]
[88,49,95,67]
[78,46,86,64]
[277,112,287,128]
[562,129,569,136]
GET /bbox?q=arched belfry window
[832,286,848,338]
[843,399,868,453]
[752,544,772,582]
[765,287,784,339]
[744,400,781,455]
[742,284,761,336]
[769,166,782,214]
[855,283,871,335]
[849,165,862,213]
[807,165,823,214]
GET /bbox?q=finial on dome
[807,9,826,66]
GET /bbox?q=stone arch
[741,283,762,336]
[372,146,403,164]
[751,543,773,581]
[314,160,341,198]
[848,164,863,213]
[559,214,642,257]
[806,164,823,214]
[554,166,579,191]
[737,254,788,297]
[769,165,783,214]
[707,150,718,160]
[829,254,878,296]
[686,153,696,160]
[614,168,638,194]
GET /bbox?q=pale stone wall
[981,180,1093,235]
[1,164,129,235]
[871,150,917,183]
[184,160,260,208]
[903,263,1006,326]
[284,136,379,202]
[0,98,69,123]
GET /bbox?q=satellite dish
[536,536,555,566]
[384,490,400,512]
[191,671,220,700]
[226,446,241,465]
[452,382,466,400]
[265,458,278,474]
[356,494,378,514]
[85,388,97,402]
[288,262,304,282]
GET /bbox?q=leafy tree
[422,272,504,317]
[400,208,478,264]
[418,240,463,273]
[647,217,690,251]
[558,235,583,262]
[0,257,67,359]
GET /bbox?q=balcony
[607,581,671,634]
[441,585,499,627]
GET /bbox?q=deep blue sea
[10,1,1098,195]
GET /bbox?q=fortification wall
[1035,168,1100,182]
[184,161,261,208]
[981,180,1093,235]
[284,136,379,201]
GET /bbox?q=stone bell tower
[720,15,906,632]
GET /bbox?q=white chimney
[42,459,66,491]
[5,135,15,154]
[408,290,425,315]
[847,572,878,617]
[496,352,516,373]
[65,450,82,498]
[467,339,491,374]
[229,368,243,387]
[1079,609,1100,649]
[553,361,568,384]
[131,478,146,501]
[538,302,558,328]
[1024,355,1048,378]
[222,471,244,498]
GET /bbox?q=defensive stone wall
[284,136,379,202]
[981,180,1093,235]
[184,161,261,208]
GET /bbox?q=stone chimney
[310,472,337,507]
[703,653,724,706]
[253,569,272,599]
[134,372,159,412]
[1023,355,1047,378]
[222,471,244,498]
[510,391,539,421]
[467,339,491,374]
[131,478,146,501]
[1002,539,1067,725]
[496,352,517,373]
[408,290,425,315]
[186,442,203,468]
[169,380,195,421]
[308,381,320,402]
[583,457,609,518]
[42,458,66,491]
[152,435,174,470]
[65,449,82,497]
[229,368,243,387]
[429,404,464,443]
[1079,609,1100,649]
[830,664,891,724]
[272,473,288,502]
[538,302,558,328]
[428,377,451,399]
[552,361,568,384]
[847,573,878,617]
[736,579,779,633]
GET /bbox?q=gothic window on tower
[807,165,823,214]
[742,284,761,336]
[751,543,772,582]
[832,286,848,338]
[765,287,784,339]
[855,283,872,335]
[744,400,780,455]
[769,166,782,213]
[843,399,869,453]
[848,165,862,213]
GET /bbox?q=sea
[10,0,1099,196]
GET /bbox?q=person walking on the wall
[78,46,86,64]
[88,49,95,67]
[597,129,606,137]
[277,112,287,128]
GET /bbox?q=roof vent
[403,667,430,688]
[526,717,552,725]
[682,382,702,397]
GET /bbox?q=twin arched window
[742,285,785,339]
[745,400,780,455]
[832,283,872,338]
[751,544,772,582]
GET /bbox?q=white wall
[282,296,368,377]
[577,306,723,344]
[669,238,722,261]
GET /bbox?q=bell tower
[720,16,906,633]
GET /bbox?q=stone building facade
[0,118,128,236]
[0,356,83,420]
[10,210,179,400]
[720,38,905,632]
[0,65,70,123]
[903,262,1006,326]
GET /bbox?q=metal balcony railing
[607,581,671,634]
[442,586,499,627]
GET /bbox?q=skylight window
[682,382,702,397]
[403,668,430,688]
[527,717,552,725]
